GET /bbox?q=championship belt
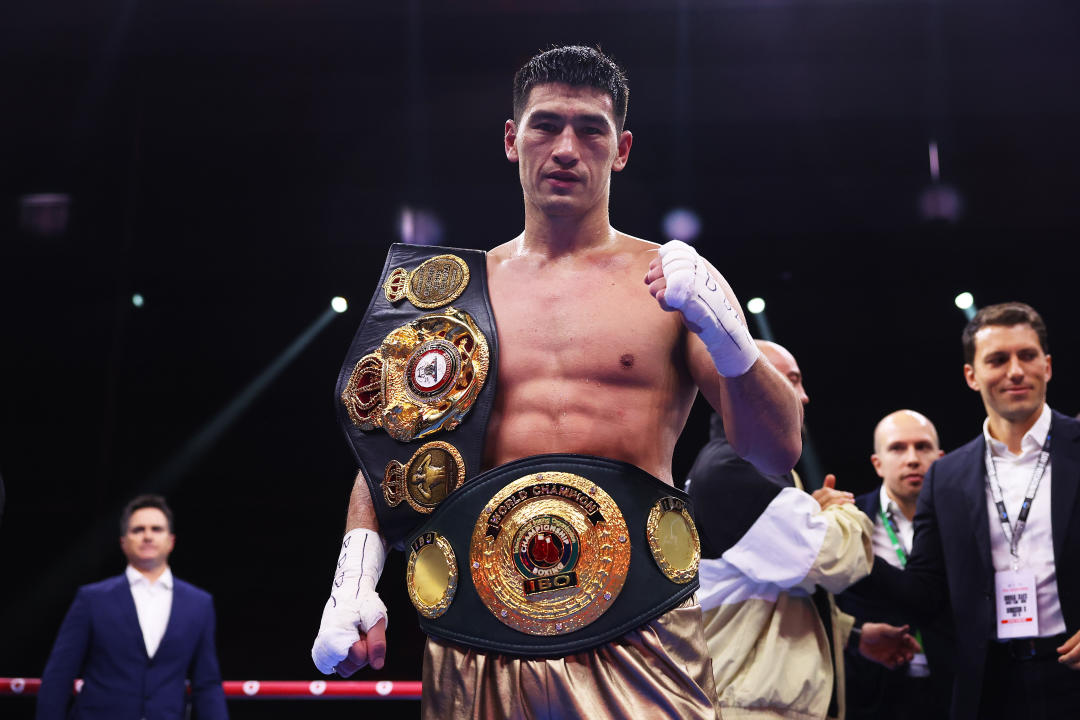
[405,454,701,657]
[335,245,498,549]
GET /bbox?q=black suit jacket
[850,409,1080,720]
[837,487,954,719]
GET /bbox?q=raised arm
[645,240,802,473]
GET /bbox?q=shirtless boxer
[312,45,803,719]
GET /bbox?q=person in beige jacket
[687,341,917,719]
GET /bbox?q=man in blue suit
[37,495,228,720]
[850,303,1080,720]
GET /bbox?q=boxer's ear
[611,130,632,172]
[505,120,519,162]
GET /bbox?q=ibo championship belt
[405,454,701,657]
[334,244,498,549]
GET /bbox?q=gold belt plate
[407,532,458,619]
[383,441,466,513]
[470,472,630,636]
[384,254,470,309]
[340,307,489,442]
[646,497,700,584]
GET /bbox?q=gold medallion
[646,497,700,584]
[407,532,458,619]
[470,472,630,636]
[340,307,489,441]
[383,255,470,309]
[383,442,465,513]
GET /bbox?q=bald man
[868,411,944,568]
[838,411,953,720]
[687,341,917,720]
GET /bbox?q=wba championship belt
[335,245,498,549]
[405,454,701,656]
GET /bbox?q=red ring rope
[0,678,421,700]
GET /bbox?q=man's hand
[1057,628,1080,669]
[335,618,387,676]
[859,622,921,669]
[644,240,760,378]
[812,474,854,511]
[312,529,389,675]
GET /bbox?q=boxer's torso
[484,231,696,484]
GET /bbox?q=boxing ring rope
[0,678,421,700]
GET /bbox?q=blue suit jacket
[850,410,1080,720]
[36,573,228,720]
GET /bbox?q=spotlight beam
[750,309,775,343]
[954,292,976,321]
[7,304,344,661]
[146,305,340,492]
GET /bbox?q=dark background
[2,0,1079,717]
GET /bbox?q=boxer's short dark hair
[513,45,629,131]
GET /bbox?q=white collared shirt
[871,485,914,570]
[983,404,1065,636]
[125,565,174,658]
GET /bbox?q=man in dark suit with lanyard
[838,410,953,719]
[850,302,1080,720]
[37,495,228,720]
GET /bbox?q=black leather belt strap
[410,454,699,657]
[992,633,1070,662]
[334,244,499,549]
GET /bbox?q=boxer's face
[121,507,175,570]
[505,83,632,219]
[964,323,1051,426]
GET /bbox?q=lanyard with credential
[984,430,1052,566]
[879,507,909,566]
[879,507,923,648]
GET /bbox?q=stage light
[132,293,144,308]
[747,297,766,315]
[954,292,976,319]
[19,193,70,236]
[399,206,444,246]
[331,296,348,313]
[661,208,702,242]
[919,184,963,222]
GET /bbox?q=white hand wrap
[658,239,760,378]
[311,528,389,675]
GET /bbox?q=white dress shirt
[871,485,914,570]
[125,565,174,658]
[983,404,1066,636]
